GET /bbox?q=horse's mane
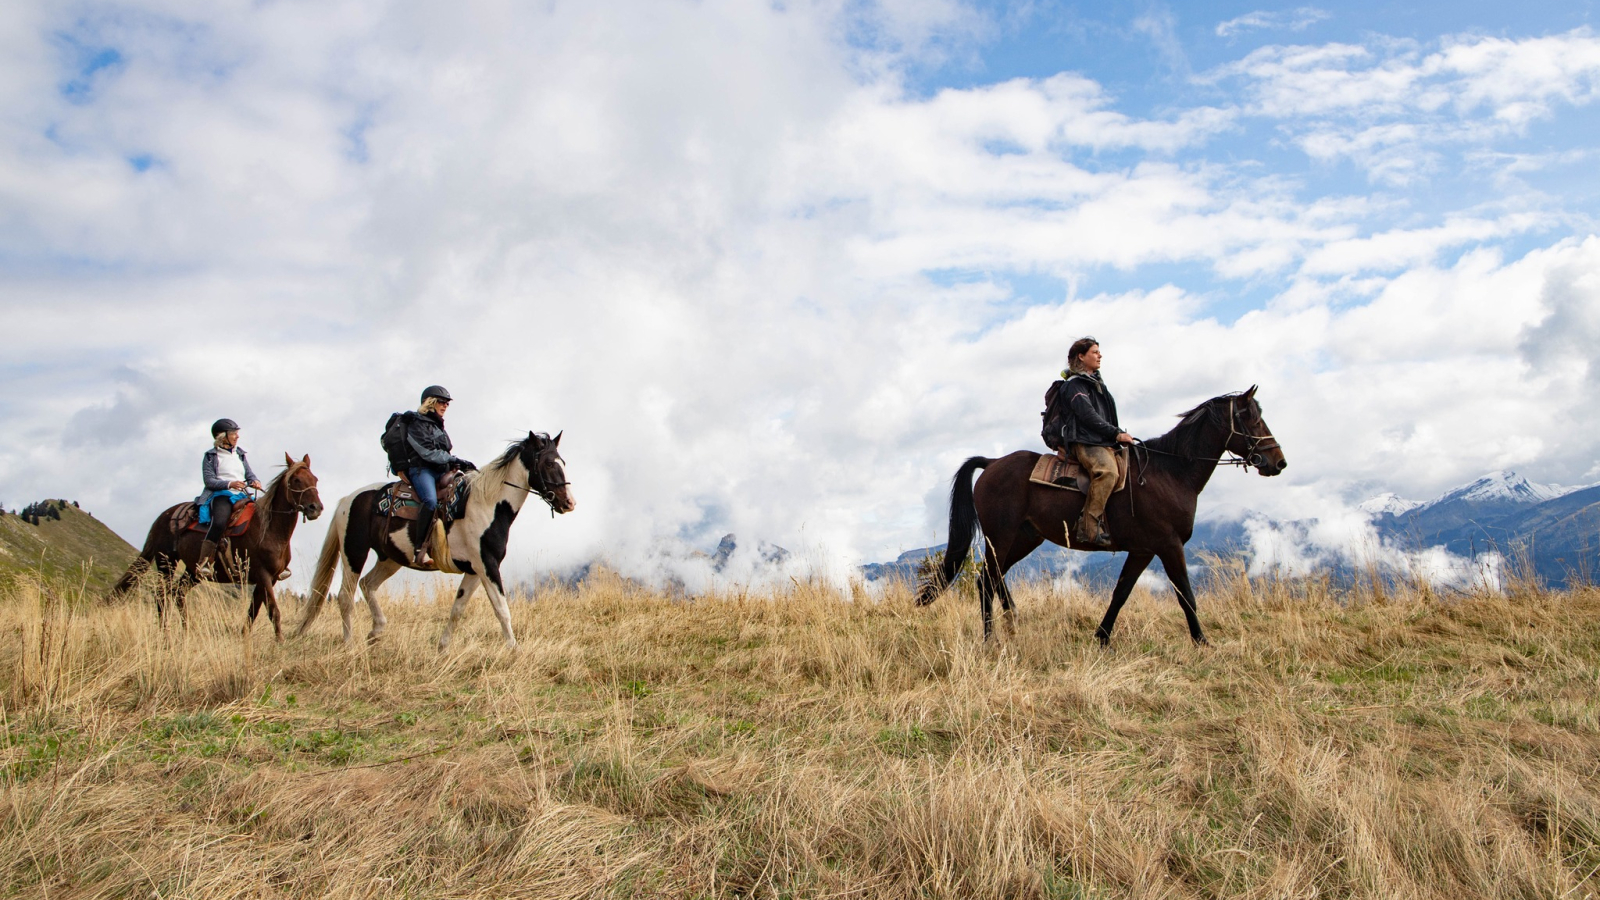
[246,460,305,542]
[1142,391,1258,468]
[461,434,541,514]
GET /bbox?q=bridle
[1133,396,1280,471]
[261,465,323,522]
[503,442,571,516]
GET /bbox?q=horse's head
[282,452,325,520]
[1222,387,1286,476]
[518,431,575,514]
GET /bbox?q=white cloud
[1212,28,1600,183]
[1215,7,1331,39]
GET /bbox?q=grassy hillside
[0,500,138,592]
[3,566,1599,898]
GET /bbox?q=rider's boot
[410,509,435,567]
[196,540,219,579]
[1074,513,1112,549]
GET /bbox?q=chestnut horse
[109,454,324,639]
[917,388,1286,645]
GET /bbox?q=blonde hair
[419,396,448,416]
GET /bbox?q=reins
[1124,396,1279,519]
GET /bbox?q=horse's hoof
[1192,635,1210,647]
[1094,630,1111,647]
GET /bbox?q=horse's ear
[1244,384,1258,399]
[553,430,562,447]
[285,452,294,466]
[302,453,311,465]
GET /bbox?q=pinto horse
[917,388,1286,646]
[296,431,575,650]
[110,454,324,639]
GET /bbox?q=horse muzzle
[302,503,325,521]
[1251,454,1287,476]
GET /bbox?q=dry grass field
[4,563,1599,899]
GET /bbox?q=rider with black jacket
[1042,338,1134,548]
[394,386,475,566]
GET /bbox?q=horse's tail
[106,512,173,602]
[915,456,991,606]
[295,493,350,636]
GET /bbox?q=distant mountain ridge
[1368,471,1600,585]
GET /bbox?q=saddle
[175,500,256,537]
[1029,448,1128,494]
[377,469,463,522]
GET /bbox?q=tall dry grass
[3,563,1599,899]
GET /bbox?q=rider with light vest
[393,386,475,566]
[197,418,262,575]
[1042,337,1134,548]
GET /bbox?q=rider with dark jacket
[1042,338,1133,548]
[395,386,475,566]
[196,418,262,575]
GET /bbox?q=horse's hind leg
[994,528,1042,639]
[975,553,995,640]
[1155,546,1207,646]
[1096,550,1154,647]
[358,560,402,643]
[335,560,362,644]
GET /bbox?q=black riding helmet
[421,385,452,403]
[211,418,240,436]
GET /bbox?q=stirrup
[1076,519,1112,548]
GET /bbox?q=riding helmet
[211,418,240,436]
[421,385,453,403]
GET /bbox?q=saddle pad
[182,500,255,536]
[1029,450,1129,493]
[379,483,422,520]
[380,476,470,522]
[1030,455,1083,492]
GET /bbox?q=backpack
[381,412,409,475]
[1040,380,1067,451]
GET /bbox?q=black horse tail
[107,513,173,601]
[915,456,991,606]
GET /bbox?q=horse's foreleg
[1096,550,1154,646]
[1155,547,1207,646]
[437,575,482,652]
[248,575,283,643]
[484,577,516,650]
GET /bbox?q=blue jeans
[407,467,439,513]
[203,495,234,543]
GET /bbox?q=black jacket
[400,411,472,473]
[1042,371,1121,449]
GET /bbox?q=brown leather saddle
[382,469,462,521]
[1029,449,1128,494]
[175,500,256,537]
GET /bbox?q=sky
[3,0,1600,587]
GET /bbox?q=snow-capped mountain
[1360,471,1579,521]
[1425,470,1572,507]
[1357,492,1421,516]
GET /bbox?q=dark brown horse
[110,454,324,639]
[916,388,1286,645]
